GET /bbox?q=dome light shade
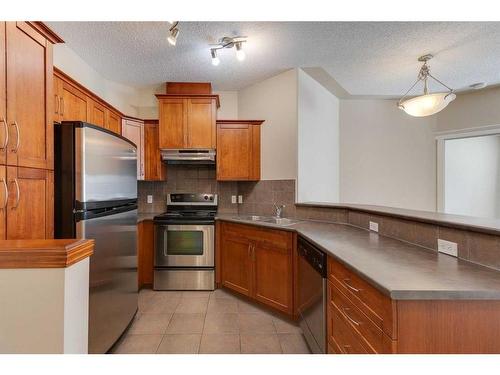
[167,27,179,46]
[398,54,456,117]
[398,92,456,117]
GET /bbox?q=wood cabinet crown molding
[156,94,220,108]
[26,22,64,44]
[0,239,94,268]
[216,120,265,125]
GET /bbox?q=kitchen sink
[232,215,301,226]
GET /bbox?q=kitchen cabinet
[157,95,219,150]
[0,23,6,166]
[122,118,145,179]
[0,22,60,241]
[3,166,53,240]
[143,120,167,181]
[216,120,264,181]
[220,231,253,297]
[5,22,55,170]
[138,219,154,288]
[53,74,88,123]
[89,99,106,128]
[107,109,121,135]
[219,221,294,315]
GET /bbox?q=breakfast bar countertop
[216,214,500,301]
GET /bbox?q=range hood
[160,149,216,165]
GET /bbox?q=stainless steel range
[153,193,217,290]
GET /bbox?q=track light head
[168,27,179,46]
[211,49,220,66]
[235,42,246,61]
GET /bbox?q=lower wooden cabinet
[218,221,294,315]
[138,219,154,288]
[0,165,53,239]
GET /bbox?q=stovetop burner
[153,193,218,223]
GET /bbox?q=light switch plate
[147,195,153,204]
[369,221,379,232]
[238,195,243,204]
[231,195,237,204]
[438,239,458,257]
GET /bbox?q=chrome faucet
[273,203,286,219]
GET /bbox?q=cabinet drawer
[328,257,395,338]
[328,303,371,354]
[329,281,385,353]
[222,222,292,250]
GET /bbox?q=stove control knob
[204,195,209,200]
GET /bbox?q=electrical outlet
[147,195,153,204]
[231,195,237,204]
[238,195,243,204]
[438,239,458,257]
[369,221,379,232]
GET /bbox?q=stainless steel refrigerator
[54,121,138,354]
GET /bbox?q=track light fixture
[209,36,247,65]
[167,21,180,46]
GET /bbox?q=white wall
[53,44,139,116]
[238,69,298,180]
[339,99,437,211]
[444,135,500,218]
[436,86,500,132]
[297,69,339,203]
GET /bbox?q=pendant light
[167,22,180,46]
[398,55,456,117]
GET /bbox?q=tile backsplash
[138,165,237,214]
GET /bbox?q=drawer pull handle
[0,178,8,209]
[343,278,361,293]
[342,307,361,326]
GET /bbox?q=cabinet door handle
[252,244,256,261]
[11,121,20,153]
[0,178,8,209]
[60,97,65,117]
[343,278,361,293]
[0,117,8,150]
[10,178,20,209]
[343,344,352,353]
[55,94,59,114]
[342,307,361,326]
[248,243,252,258]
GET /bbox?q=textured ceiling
[46,21,500,95]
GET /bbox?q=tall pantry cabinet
[0,22,61,240]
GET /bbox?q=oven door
[154,224,214,267]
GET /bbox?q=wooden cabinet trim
[156,94,220,108]
[0,239,94,269]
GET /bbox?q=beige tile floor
[111,288,311,354]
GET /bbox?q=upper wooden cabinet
[54,68,121,135]
[5,22,57,170]
[0,23,6,166]
[54,75,89,123]
[107,110,121,135]
[216,120,264,181]
[143,120,167,181]
[157,95,219,150]
[122,118,145,180]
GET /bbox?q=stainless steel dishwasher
[297,236,327,354]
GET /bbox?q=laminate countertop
[137,213,159,223]
[216,215,500,300]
